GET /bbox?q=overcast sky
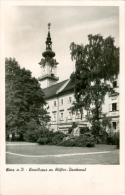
[5,6,119,82]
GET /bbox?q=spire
[42,23,55,58]
[48,23,51,33]
[46,23,52,50]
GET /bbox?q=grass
[6,142,119,164]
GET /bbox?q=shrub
[37,131,66,145]
[38,126,53,138]
[114,132,120,149]
[24,124,53,142]
[52,132,66,145]
[58,133,94,147]
[75,134,94,147]
[106,136,115,145]
[80,127,90,134]
[115,136,120,149]
[37,137,52,145]
[58,138,76,147]
[24,129,40,142]
[53,131,65,136]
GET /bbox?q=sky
[5,6,119,82]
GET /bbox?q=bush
[24,129,40,142]
[80,127,90,134]
[115,136,120,149]
[106,136,115,145]
[114,132,120,149]
[58,138,76,147]
[24,125,53,142]
[37,131,66,145]
[52,132,66,145]
[37,137,52,145]
[37,138,47,145]
[58,133,94,147]
[53,131,65,136]
[38,127,53,138]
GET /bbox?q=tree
[6,58,50,138]
[70,34,119,136]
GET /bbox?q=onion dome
[42,23,55,58]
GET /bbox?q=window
[76,113,81,119]
[60,99,63,105]
[60,112,64,121]
[50,67,54,75]
[54,101,56,107]
[53,113,56,122]
[68,111,72,120]
[69,97,72,103]
[112,122,116,130]
[113,81,117,88]
[112,103,117,111]
[76,110,81,119]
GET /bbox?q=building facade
[38,24,120,135]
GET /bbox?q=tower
[38,23,59,88]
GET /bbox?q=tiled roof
[43,79,68,99]
[59,80,75,94]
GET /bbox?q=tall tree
[70,35,119,136]
[6,58,50,137]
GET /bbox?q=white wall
[40,79,47,89]
[46,92,88,131]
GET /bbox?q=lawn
[6,142,119,164]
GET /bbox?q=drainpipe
[57,94,59,131]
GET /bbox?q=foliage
[58,138,76,147]
[101,115,111,128]
[114,131,120,149]
[5,58,50,136]
[106,136,115,145]
[58,133,94,147]
[38,125,53,138]
[80,127,90,134]
[24,123,53,142]
[24,120,43,142]
[115,136,120,149]
[37,131,66,145]
[70,35,119,136]
[24,129,40,142]
[91,121,102,137]
[37,137,52,145]
[51,132,66,145]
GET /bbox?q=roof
[43,79,68,99]
[60,80,75,93]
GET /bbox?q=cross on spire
[48,23,51,31]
